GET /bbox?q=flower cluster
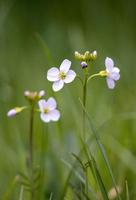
[7,90,60,123]
[7,50,120,123]
[75,50,97,62]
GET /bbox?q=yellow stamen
[44,108,49,114]
[59,71,66,80]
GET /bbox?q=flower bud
[7,107,26,117]
[75,51,81,60]
[24,90,45,101]
[75,50,97,62]
[84,51,90,60]
[90,50,97,60]
[81,61,88,69]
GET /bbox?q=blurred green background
[0,0,136,199]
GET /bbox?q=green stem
[82,68,89,196]
[29,102,35,199]
[83,69,88,141]
[87,73,100,83]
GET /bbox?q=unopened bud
[90,50,97,60]
[7,107,26,117]
[24,90,45,101]
[75,51,81,60]
[81,61,88,69]
[84,51,90,60]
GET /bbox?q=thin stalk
[82,68,89,196]
[87,73,100,83]
[29,102,35,200]
[82,68,88,141]
[125,180,130,200]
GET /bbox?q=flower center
[44,108,49,114]
[59,71,66,80]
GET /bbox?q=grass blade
[125,180,130,200]
[80,138,109,200]
[79,98,121,200]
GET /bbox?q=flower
[47,59,76,92]
[24,90,45,101]
[105,57,120,89]
[7,107,26,117]
[38,97,60,123]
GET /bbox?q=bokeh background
[0,0,136,199]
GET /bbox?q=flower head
[7,107,26,117]
[74,50,97,62]
[105,57,120,89]
[47,59,76,92]
[38,97,60,123]
[24,90,45,101]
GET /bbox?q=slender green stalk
[125,180,130,200]
[82,68,89,196]
[82,68,88,141]
[19,186,24,200]
[29,102,35,200]
[87,73,100,83]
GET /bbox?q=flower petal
[38,99,47,112]
[105,57,114,72]
[113,67,120,73]
[47,67,59,81]
[59,59,71,73]
[46,97,57,110]
[49,109,60,121]
[109,72,120,81]
[40,113,51,123]
[52,80,64,92]
[64,70,76,83]
[106,77,115,89]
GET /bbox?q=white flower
[47,59,76,92]
[105,57,120,89]
[38,97,60,123]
